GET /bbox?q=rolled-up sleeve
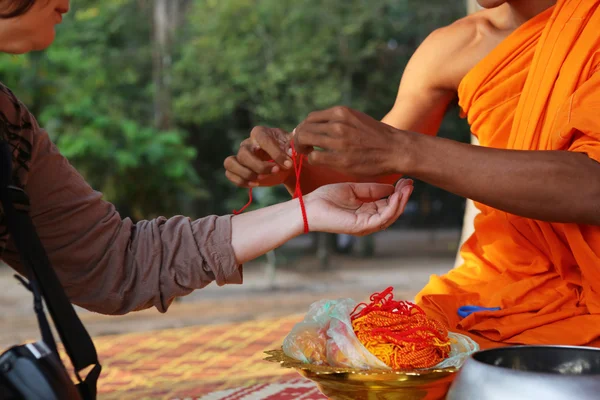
[2,114,242,315]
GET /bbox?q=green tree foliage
[0,0,468,222]
[174,0,468,216]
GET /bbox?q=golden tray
[264,349,457,400]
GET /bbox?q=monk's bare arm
[382,25,467,136]
[402,133,600,225]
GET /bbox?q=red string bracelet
[233,141,309,234]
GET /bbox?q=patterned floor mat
[68,315,321,399]
[193,379,325,400]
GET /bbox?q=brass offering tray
[264,349,458,400]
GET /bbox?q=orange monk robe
[416,0,600,350]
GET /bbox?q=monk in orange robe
[224,0,600,349]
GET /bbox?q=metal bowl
[264,349,457,400]
[447,345,600,400]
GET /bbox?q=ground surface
[0,229,459,348]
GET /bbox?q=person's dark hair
[0,0,35,18]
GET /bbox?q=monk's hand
[305,179,413,236]
[224,127,294,188]
[293,106,408,177]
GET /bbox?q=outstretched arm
[293,67,600,226]
[406,133,600,224]
[233,179,413,263]
[3,125,244,315]
[4,118,412,315]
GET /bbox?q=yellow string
[352,309,451,370]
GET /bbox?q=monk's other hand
[305,179,414,236]
[224,127,294,188]
[293,106,411,177]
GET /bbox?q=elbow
[65,267,168,316]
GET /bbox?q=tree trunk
[153,0,183,130]
[153,1,187,302]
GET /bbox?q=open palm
[307,179,413,236]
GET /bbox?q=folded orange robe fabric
[416,0,600,349]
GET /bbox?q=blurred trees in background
[0,0,468,224]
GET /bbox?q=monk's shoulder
[415,10,511,91]
[425,16,481,53]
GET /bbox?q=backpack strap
[0,141,101,399]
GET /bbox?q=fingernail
[287,148,293,156]
[249,181,259,187]
[271,166,280,174]
[284,160,293,168]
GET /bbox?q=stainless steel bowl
[447,345,600,400]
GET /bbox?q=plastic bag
[283,298,389,370]
[283,298,479,371]
[433,332,479,369]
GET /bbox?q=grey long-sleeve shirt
[0,83,242,315]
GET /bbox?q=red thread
[290,141,309,234]
[233,188,253,215]
[350,287,449,346]
[233,141,309,234]
[350,287,452,369]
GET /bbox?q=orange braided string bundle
[351,287,451,370]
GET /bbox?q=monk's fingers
[224,155,261,184]
[225,169,257,188]
[224,156,259,183]
[303,106,358,125]
[293,125,328,154]
[239,137,258,149]
[250,126,292,168]
[294,123,353,154]
[236,144,277,175]
[297,121,355,140]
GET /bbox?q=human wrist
[392,129,423,176]
[301,193,320,233]
[286,196,311,236]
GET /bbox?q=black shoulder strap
[0,141,101,399]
